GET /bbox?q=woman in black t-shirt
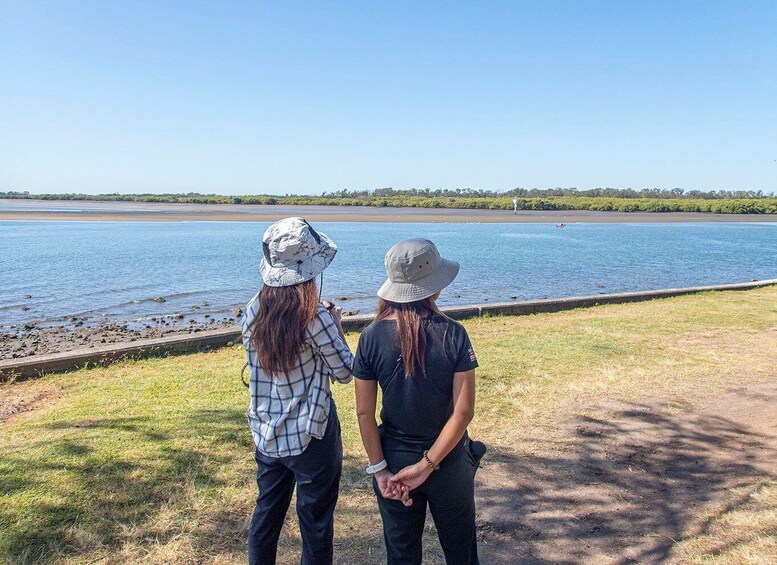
[353,238,482,565]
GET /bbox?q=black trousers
[374,434,480,565]
[248,402,342,565]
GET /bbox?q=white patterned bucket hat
[377,238,459,303]
[259,217,337,287]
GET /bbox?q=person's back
[243,300,352,456]
[241,217,353,565]
[355,314,474,446]
[353,238,482,565]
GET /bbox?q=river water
[1,221,775,330]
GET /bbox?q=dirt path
[0,385,48,423]
[475,382,777,564]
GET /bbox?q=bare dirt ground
[475,382,777,564]
[0,384,49,423]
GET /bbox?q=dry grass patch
[468,288,777,449]
[672,480,777,564]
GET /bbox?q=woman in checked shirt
[241,217,353,565]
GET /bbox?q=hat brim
[260,231,337,287]
[377,258,460,303]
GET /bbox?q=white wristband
[365,459,388,475]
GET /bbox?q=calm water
[1,221,775,329]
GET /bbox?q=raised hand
[330,305,343,324]
[322,300,342,323]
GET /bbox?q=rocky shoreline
[1,317,240,361]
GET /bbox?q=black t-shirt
[352,315,478,447]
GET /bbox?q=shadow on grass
[1,410,248,563]
[475,403,777,564]
[187,453,390,565]
[3,401,775,564]
[0,409,385,564]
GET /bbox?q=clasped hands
[374,461,434,507]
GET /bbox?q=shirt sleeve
[454,325,479,373]
[241,294,260,360]
[308,306,354,384]
[351,330,378,380]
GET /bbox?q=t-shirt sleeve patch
[454,326,479,372]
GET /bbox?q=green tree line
[2,189,776,214]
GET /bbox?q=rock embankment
[1,317,238,361]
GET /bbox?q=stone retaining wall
[2,279,775,380]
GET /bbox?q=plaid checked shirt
[241,294,354,457]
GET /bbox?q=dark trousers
[248,404,342,565]
[375,435,480,565]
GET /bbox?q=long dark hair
[249,279,319,377]
[375,296,446,377]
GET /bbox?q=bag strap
[240,362,249,388]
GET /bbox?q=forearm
[426,411,473,466]
[357,415,385,465]
[384,412,472,501]
[335,321,348,347]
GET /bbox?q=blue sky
[2,1,776,195]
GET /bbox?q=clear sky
[2,1,776,195]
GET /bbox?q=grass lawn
[1,287,776,564]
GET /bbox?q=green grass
[1,287,776,563]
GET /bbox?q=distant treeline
[2,189,776,214]
[323,187,775,200]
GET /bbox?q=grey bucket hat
[377,238,460,303]
[259,217,337,287]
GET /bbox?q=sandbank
[1,199,775,223]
